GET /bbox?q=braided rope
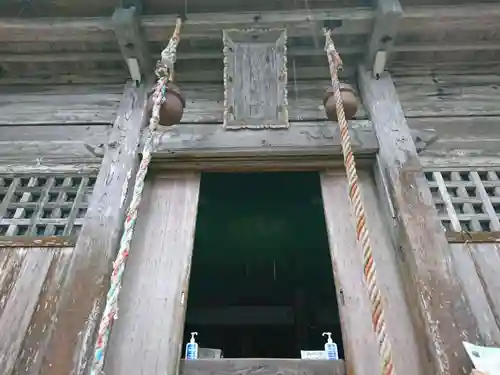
[90,18,183,375]
[323,29,395,375]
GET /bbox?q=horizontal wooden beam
[180,359,346,375]
[1,4,498,44]
[446,231,500,244]
[148,121,378,171]
[0,8,373,43]
[0,236,77,248]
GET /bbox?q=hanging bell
[323,83,359,122]
[148,83,186,127]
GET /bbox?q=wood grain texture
[0,82,367,125]
[150,121,378,158]
[0,248,54,375]
[448,243,500,346]
[366,0,403,68]
[223,29,288,129]
[320,171,423,375]
[394,74,500,118]
[0,85,123,125]
[0,124,110,163]
[358,66,481,375]
[104,173,200,375]
[12,248,73,375]
[180,359,346,375]
[112,7,152,83]
[407,116,500,156]
[38,81,150,375]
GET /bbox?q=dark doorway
[183,172,343,359]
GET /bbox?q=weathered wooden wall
[388,71,500,350]
[0,85,123,164]
[0,247,73,375]
[394,73,500,159]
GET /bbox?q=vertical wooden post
[320,170,423,375]
[103,172,200,375]
[40,81,150,375]
[358,66,482,375]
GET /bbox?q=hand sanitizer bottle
[322,332,338,360]
[185,332,199,360]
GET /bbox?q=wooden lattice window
[0,174,97,238]
[425,169,500,233]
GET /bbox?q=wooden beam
[358,66,483,375]
[104,173,200,375]
[1,4,498,44]
[0,8,374,43]
[111,7,152,84]
[38,80,150,375]
[366,0,403,76]
[180,359,346,375]
[147,121,378,171]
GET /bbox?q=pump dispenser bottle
[322,332,338,360]
[185,332,199,360]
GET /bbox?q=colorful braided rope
[90,18,183,375]
[323,29,395,375]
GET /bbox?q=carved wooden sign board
[223,29,289,130]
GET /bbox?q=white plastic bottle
[185,332,199,360]
[322,332,338,360]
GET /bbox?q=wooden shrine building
[0,0,500,374]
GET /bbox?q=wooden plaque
[223,28,289,130]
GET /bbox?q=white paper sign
[300,350,327,360]
[463,342,500,375]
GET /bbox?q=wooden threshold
[446,231,500,244]
[179,359,346,375]
[0,235,76,248]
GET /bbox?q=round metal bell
[323,83,359,122]
[148,83,186,127]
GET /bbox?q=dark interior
[183,172,343,359]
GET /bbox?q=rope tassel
[90,18,183,375]
[323,29,396,375]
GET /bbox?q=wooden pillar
[358,66,482,375]
[103,172,200,374]
[40,81,150,375]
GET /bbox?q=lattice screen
[425,170,500,232]
[0,174,97,237]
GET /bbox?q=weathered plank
[468,243,500,331]
[394,74,500,117]
[112,7,151,83]
[39,81,150,375]
[180,359,346,375]
[13,248,74,375]
[448,243,500,346]
[358,66,482,375]
[104,173,200,375]
[223,29,288,129]
[0,85,123,125]
[408,116,500,156]
[0,82,367,125]
[150,121,378,161]
[0,124,110,163]
[0,248,54,375]
[320,170,423,375]
[0,8,373,43]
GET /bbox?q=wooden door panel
[320,170,422,375]
[104,172,200,375]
